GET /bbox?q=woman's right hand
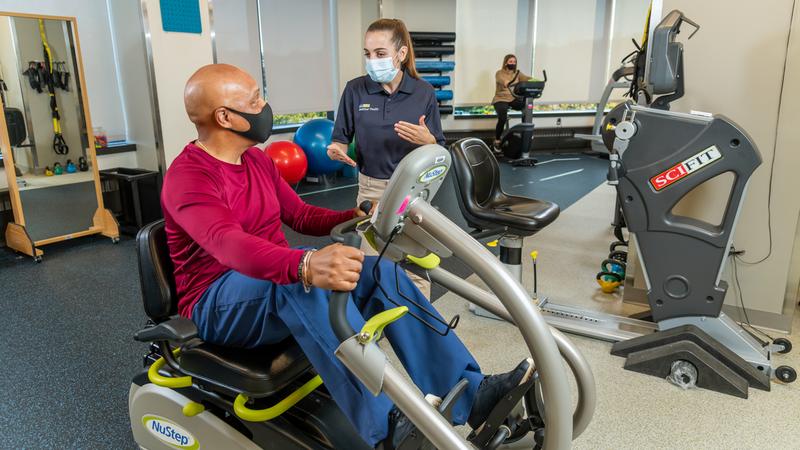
[326,141,357,167]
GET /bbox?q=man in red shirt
[162,64,531,448]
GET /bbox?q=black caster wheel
[775,365,797,383]
[34,255,42,263]
[773,338,792,354]
[111,237,120,244]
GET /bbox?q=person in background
[327,18,445,298]
[492,54,532,152]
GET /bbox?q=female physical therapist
[327,18,445,297]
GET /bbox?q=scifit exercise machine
[498,72,547,167]
[128,144,596,449]
[452,10,795,398]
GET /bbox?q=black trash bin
[100,167,162,235]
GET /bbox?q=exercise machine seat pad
[136,219,312,397]
[137,220,178,321]
[451,138,560,235]
[180,338,312,398]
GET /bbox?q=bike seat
[450,138,560,236]
[136,220,312,398]
[180,338,312,398]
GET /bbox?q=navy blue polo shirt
[332,71,446,179]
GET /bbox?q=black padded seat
[180,338,311,398]
[136,220,312,398]
[450,138,560,236]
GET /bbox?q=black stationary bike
[498,71,547,167]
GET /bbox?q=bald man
[162,64,531,448]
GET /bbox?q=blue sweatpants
[192,256,483,446]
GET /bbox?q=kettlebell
[596,271,622,294]
[44,166,54,176]
[53,162,64,175]
[65,159,77,173]
[78,156,88,171]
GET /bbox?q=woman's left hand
[394,115,437,145]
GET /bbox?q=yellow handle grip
[147,349,192,389]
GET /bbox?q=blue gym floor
[0,152,608,449]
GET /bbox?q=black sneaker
[378,395,443,449]
[378,407,417,450]
[492,140,503,155]
[467,358,534,430]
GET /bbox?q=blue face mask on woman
[365,55,399,84]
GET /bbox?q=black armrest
[134,317,198,343]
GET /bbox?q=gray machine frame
[336,144,596,449]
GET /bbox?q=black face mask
[224,103,273,143]
[506,63,517,71]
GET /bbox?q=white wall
[534,0,606,103]
[141,0,214,168]
[0,1,127,141]
[608,0,650,80]
[383,0,456,32]
[336,0,378,93]
[96,151,138,171]
[259,0,336,114]
[107,0,158,171]
[456,0,523,105]
[212,0,263,90]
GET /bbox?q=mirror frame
[0,11,119,261]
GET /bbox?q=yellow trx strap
[38,20,53,72]
[641,2,653,47]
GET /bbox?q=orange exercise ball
[265,140,308,184]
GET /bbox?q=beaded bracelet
[298,249,316,293]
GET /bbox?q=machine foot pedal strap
[611,324,771,391]
[396,379,470,450]
[623,340,750,398]
[468,375,535,448]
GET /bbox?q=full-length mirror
[0,12,117,261]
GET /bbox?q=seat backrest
[136,219,177,322]
[450,138,502,230]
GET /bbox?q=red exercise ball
[265,141,308,184]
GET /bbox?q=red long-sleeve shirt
[162,142,355,318]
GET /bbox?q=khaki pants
[357,173,432,299]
